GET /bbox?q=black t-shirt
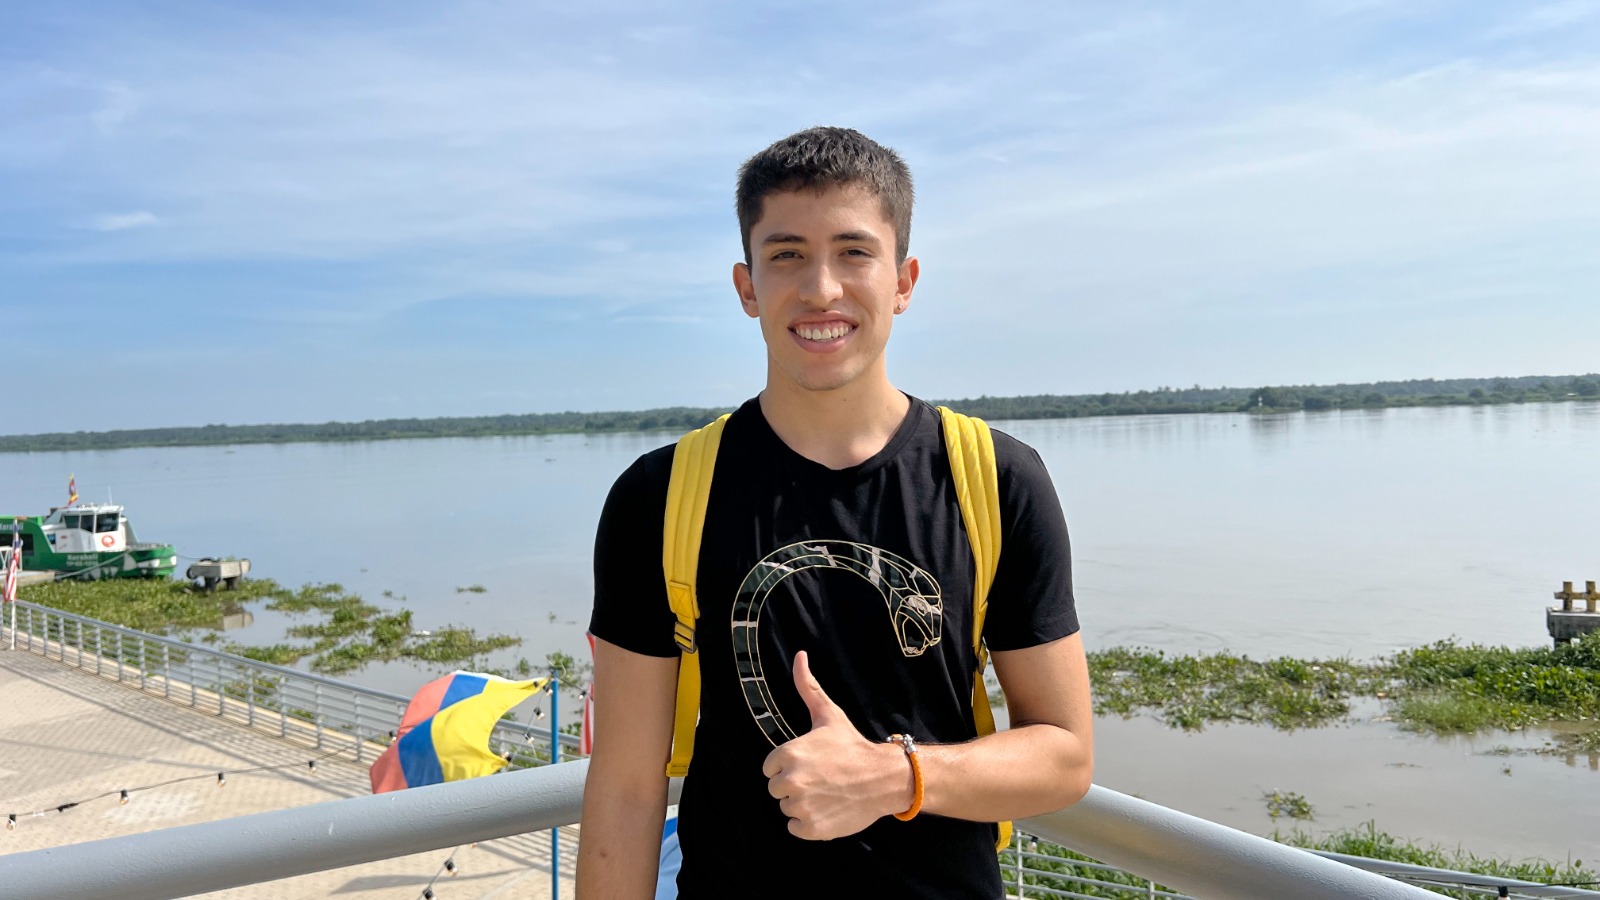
[590,397,1078,899]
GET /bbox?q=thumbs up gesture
[761,651,915,840]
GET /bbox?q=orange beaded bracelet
[886,733,923,821]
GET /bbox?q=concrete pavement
[0,645,575,899]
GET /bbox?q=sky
[3,0,1599,434]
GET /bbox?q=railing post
[76,620,85,667]
[95,628,103,676]
[1012,831,1025,898]
[247,675,256,728]
[138,638,147,691]
[352,694,363,764]
[115,631,124,681]
[314,683,325,750]
[279,675,288,738]
[162,646,171,699]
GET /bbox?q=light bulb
[119,790,130,805]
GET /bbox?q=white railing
[4,599,578,764]
[5,603,1597,900]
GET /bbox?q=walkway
[0,646,574,899]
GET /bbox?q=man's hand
[761,651,910,840]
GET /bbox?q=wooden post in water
[1547,580,1600,646]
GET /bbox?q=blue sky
[4,1,1598,433]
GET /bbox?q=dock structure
[0,645,574,898]
[1548,580,1600,646]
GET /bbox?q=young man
[579,127,1092,899]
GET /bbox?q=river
[5,400,1598,863]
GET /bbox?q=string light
[444,860,457,877]
[422,890,435,900]
[533,705,545,720]
[3,743,366,831]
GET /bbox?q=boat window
[64,514,81,530]
[96,514,120,533]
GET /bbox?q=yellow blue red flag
[67,474,78,507]
[369,671,546,793]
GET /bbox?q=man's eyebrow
[760,232,807,246]
[833,230,882,245]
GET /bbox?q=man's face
[733,184,918,396]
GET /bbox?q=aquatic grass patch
[1088,647,1379,730]
[1085,632,1600,743]
[1263,789,1314,820]
[1277,821,1595,892]
[18,577,283,634]
[19,577,522,677]
[1389,637,1600,732]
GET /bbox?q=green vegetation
[1086,633,1600,751]
[3,374,1596,452]
[17,577,522,676]
[1004,823,1594,897]
[1088,647,1377,730]
[1263,789,1314,820]
[1279,822,1594,894]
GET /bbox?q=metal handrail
[4,599,581,761]
[0,759,1486,900]
[5,605,1596,900]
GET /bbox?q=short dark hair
[736,127,914,265]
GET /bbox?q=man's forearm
[575,780,670,900]
[916,723,1092,822]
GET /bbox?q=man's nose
[800,261,844,307]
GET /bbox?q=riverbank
[4,374,1596,452]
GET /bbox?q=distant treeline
[3,374,1597,453]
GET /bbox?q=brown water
[6,400,1599,862]
[1092,711,1599,866]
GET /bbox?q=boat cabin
[39,504,128,554]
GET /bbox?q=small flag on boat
[2,526,20,606]
[369,671,545,793]
[67,474,78,507]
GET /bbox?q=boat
[0,503,177,579]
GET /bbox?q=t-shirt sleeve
[981,431,1080,651]
[589,447,680,658]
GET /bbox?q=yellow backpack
[660,406,1012,850]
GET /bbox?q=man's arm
[575,637,679,900]
[764,633,1092,838]
[918,632,1093,819]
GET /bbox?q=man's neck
[758,378,912,471]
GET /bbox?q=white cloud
[91,210,159,231]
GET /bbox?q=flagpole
[550,669,561,900]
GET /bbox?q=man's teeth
[796,323,852,341]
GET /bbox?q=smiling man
[578,127,1092,899]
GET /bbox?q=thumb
[793,651,846,730]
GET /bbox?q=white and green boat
[1,503,177,579]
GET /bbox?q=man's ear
[733,262,759,318]
[894,256,920,314]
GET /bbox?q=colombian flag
[369,671,546,793]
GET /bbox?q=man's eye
[771,250,799,260]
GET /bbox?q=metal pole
[551,671,561,900]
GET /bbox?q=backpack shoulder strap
[662,413,729,778]
[936,406,1013,851]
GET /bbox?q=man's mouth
[793,322,854,342]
